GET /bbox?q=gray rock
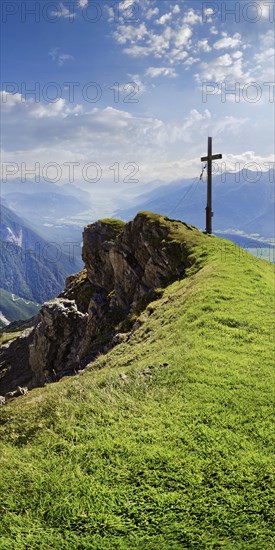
[0,328,34,396]
[112,333,129,346]
[5,386,28,400]
[0,213,197,397]
[29,299,88,387]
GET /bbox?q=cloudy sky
[1,0,274,187]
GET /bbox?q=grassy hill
[0,218,274,549]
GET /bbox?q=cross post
[201,137,222,234]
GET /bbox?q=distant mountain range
[3,172,274,241]
[214,232,274,249]
[1,170,274,326]
[115,170,274,239]
[1,180,91,256]
[0,205,80,308]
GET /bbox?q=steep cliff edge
[0,212,206,396]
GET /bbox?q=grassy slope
[0,218,274,549]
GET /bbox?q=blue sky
[1,0,274,186]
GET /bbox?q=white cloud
[197,39,211,52]
[213,32,242,50]
[110,4,197,67]
[224,152,275,171]
[1,92,83,119]
[78,0,88,7]
[109,3,218,70]
[123,44,150,57]
[254,47,275,65]
[156,12,172,25]
[259,29,275,49]
[149,29,172,56]
[210,26,218,35]
[258,0,274,18]
[197,52,250,84]
[51,2,76,19]
[182,8,202,25]
[146,67,178,78]
[232,51,243,60]
[203,7,214,21]
[0,91,25,110]
[251,31,275,81]
[170,48,188,62]
[215,54,233,67]
[213,115,249,136]
[58,54,74,66]
[127,73,147,94]
[28,99,67,118]
[172,5,181,15]
[119,0,134,9]
[113,23,148,45]
[146,7,159,20]
[195,28,274,105]
[184,57,200,68]
[123,25,173,59]
[49,48,74,66]
[174,26,192,48]
[2,93,272,183]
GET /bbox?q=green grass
[0,225,274,549]
[99,218,125,229]
[0,331,21,346]
[86,218,125,233]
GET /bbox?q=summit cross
[201,137,223,234]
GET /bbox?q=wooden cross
[201,137,222,234]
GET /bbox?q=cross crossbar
[201,153,222,162]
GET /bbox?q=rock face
[0,212,200,396]
[0,299,88,394]
[29,299,88,387]
[0,328,34,395]
[80,213,195,355]
[83,214,191,310]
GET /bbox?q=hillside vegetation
[0,213,274,549]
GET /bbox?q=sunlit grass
[0,227,274,549]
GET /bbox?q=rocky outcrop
[0,212,202,396]
[0,328,34,395]
[0,386,28,405]
[79,213,196,355]
[29,299,88,387]
[82,214,192,311]
[0,299,88,395]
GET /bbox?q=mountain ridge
[0,205,80,304]
[0,212,206,394]
[0,211,273,397]
[115,170,274,239]
[0,211,273,548]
